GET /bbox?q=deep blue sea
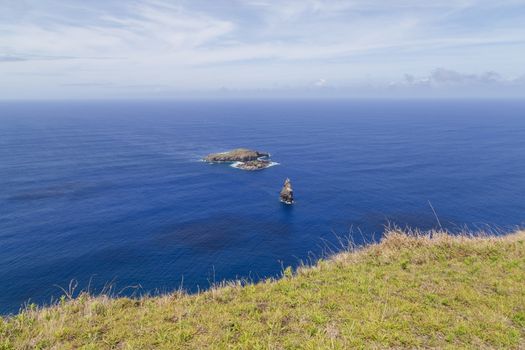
[1,99,524,314]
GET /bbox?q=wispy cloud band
[0,0,524,98]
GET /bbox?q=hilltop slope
[1,230,524,349]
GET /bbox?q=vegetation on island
[1,229,524,349]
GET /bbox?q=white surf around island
[230,161,280,169]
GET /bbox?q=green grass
[1,230,524,349]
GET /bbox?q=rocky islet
[204,148,273,171]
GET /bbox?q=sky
[1,0,525,99]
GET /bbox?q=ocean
[1,99,524,314]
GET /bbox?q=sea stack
[280,178,294,204]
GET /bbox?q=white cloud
[0,2,235,59]
[405,68,523,86]
[0,0,524,98]
[314,78,327,87]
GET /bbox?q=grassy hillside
[1,230,524,349]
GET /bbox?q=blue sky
[1,0,525,99]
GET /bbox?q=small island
[204,148,275,171]
[233,159,272,171]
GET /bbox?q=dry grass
[1,229,524,349]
